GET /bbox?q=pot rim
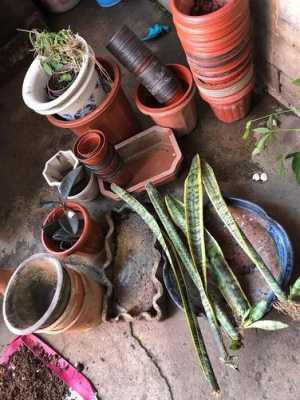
[171,0,245,24]
[136,64,195,115]
[41,201,90,256]
[76,131,104,159]
[22,36,91,112]
[47,57,121,128]
[3,253,64,335]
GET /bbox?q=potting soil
[0,346,71,400]
[191,0,226,15]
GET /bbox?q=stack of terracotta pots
[171,0,254,123]
[74,129,132,187]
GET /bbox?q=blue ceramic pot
[163,197,294,316]
[96,0,122,7]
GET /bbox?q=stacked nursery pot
[107,25,185,105]
[74,129,132,186]
[171,0,255,122]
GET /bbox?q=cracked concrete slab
[1,1,300,399]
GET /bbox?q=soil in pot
[191,0,226,16]
[0,346,71,400]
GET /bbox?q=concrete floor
[1,1,300,399]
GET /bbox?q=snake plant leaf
[245,320,288,331]
[166,194,251,320]
[242,120,252,140]
[42,219,61,237]
[145,182,231,365]
[201,158,288,303]
[289,276,300,301]
[52,227,77,243]
[60,166,83,199]
[184,155,207,288]
[290,153,300,185]
[243,300,269,327]
[111,183,220,393]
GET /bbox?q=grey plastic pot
[3,253,70,335]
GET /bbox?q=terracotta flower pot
[42,201,104,257]
[107,25,184,105]
[47,57,140,145]
[39,268,103,334]
[0,269,14,296]
[3,254,71,335]
[201,76,255,123]
[74,130,132,186]
[136,64,198,137]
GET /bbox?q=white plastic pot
[43,150,79,188]
[67,173,99,202]
[22,36,106,120]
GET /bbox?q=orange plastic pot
[201,76,255,123]
[179,13,250,52]
[74,130,132,185]
[196,62,253,98]
[47,58,140,145]
[188,43,252,80]
[174,8,247,42]
[42,201,104,257]
[171,0,248,30]
[136,64,198,137]
[180,23,251,58]
[40,269,103,334]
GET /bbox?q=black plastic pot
[107,25,183,104]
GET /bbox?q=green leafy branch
[242,79,300,184]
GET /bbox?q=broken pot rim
[3,253,65,335]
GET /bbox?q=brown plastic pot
[136,64,197,137]
[107,25,184,105]
[74,130,132,186]
[189,43,252,81]
[98,126,183,200]
[0,269,14,296]
[3,254,71,335]
[42,201,104,257]
[38,268,84,333]
[196,62,254,98]
[201,76,255,123]
[47,57,140,145]
[39,268,103,334]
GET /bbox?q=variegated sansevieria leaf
[289,276,300,301]
[201,159,288,303]
[166,238,220,394]
[166,195,251,320]
[245,320,288,331]
[184,155,208,289]
[243,300,269,327]
[111,183,220,393]
[146,182,232,366]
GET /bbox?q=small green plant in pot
[243,79,300,184]
[28,29,85,99]
[22,28,112,120]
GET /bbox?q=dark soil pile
[0,346,71,400]
[191,0,226,16]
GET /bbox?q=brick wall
[158,0,300,108]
